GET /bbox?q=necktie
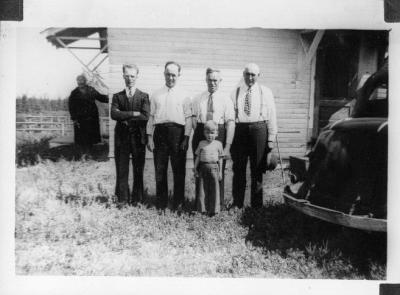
[128,88,134,98]
[244,87,252,116]
[206,93,214,121]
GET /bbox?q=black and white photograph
[1,0,400,294]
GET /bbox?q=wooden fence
[16,115,109,137]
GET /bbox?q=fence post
[61,123,65,136]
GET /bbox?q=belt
[196,123,225,127]
[200,161,218,164]
[236,121,266,125]
[155,122,184,128]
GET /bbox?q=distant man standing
[111,64,150,205]
[192,68,235,211]
[68,74,108,155]
[231,63,278,209]
[147,61,192,210]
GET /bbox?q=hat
[265,152,278,171]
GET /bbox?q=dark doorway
[313,30,388,136]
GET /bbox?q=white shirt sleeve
[183,95,192,118]
[230,89,238,119]
[191,95,200,119]
[224,96,235,123]
[146,93,156,135]
[262,86,278,141]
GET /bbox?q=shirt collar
[246,82,258,91]
[165,85,178,92]
[125,87,136,96]
[208,89,219,96]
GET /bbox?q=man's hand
[73,120,80,128]
[267,141,274,150]
[193,168,199,178]
[218,172,223,181]
[132,111,141,117]
[147,135,154,152]
[266,152,278,171]
[180,136,189,151]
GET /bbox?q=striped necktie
[244,87,252,116]
[206,93,214,121]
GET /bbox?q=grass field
[15,157,386,278]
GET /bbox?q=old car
[283,60,388,232]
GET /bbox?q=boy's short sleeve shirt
[195,140,223,162]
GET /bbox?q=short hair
[122,63,139,74]
[206,67,221,76]
[164,61,181,73]
[243,63,260,75]
[204,120,218,132]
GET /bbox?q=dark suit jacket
[111,89,150,145]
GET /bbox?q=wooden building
[43,28,388,159]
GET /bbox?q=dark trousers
[231,122,268,208]
[192,123,226,209]
[114,128,146,204]
[198,162,220,214]
[153,123,186,209]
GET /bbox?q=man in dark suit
[111,64,150,205]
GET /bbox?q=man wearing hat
[230,63,278,209]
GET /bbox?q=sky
[16,27,108,99]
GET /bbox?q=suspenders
[235,85,264,122]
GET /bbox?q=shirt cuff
[146,127,154,136]
[268,134,276,142]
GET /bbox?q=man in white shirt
[111,64,150,205]
[231,63,278,209]
[192,68,235,210]
[147,61,192,210]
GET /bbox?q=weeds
[16,132,54,166]
[15,160,386,278]
[16,131,109,167]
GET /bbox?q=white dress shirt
[147,86,192,135]
[192,90,235,124]
[231,82,278,142]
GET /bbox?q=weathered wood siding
[106,28,312,159]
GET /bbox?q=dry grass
[15,159,386,278]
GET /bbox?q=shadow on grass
[240,204,386,278]
[142,189,197,213]
[56,182,197,215]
